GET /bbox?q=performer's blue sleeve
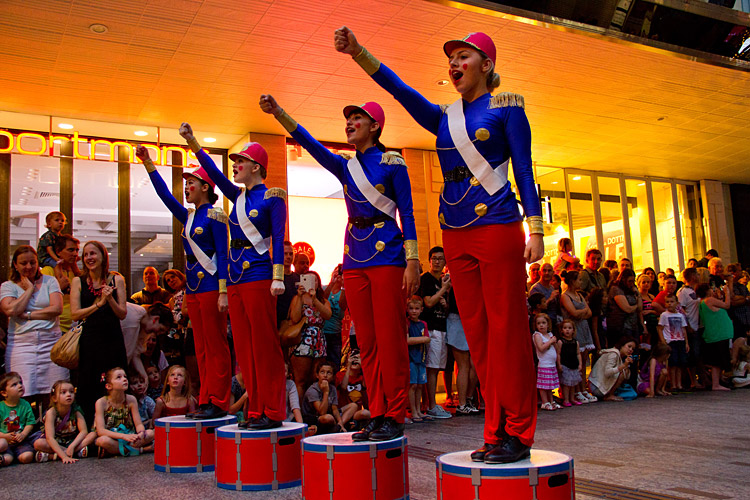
[196,149,240,202]
[210,216,229,282]
[290,124,347,182]
[269,196,287,267]
[148,169,187,224]
[370,63,443,136]
[505,107,541,218]
[393,164,417,241]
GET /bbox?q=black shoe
[238,416,258,429]
[190,403,227,420]
[352,415,384,442]
[470,442,498,462]
[484,436,531,464]
[248,414,283,430]
[369,418,404,442]
[186,403,209,419]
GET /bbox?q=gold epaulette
[489,92,525,110]
[381,151,406,166]
[264,187,287,201]
[338,152,353,160]
[439,104,449,113]
[207,207,228,223]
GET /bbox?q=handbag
[614,383,638,401]
[278,316,307,348]
[50,320,84,370]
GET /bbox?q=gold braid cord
[526,216,544,235]
[404,240,419,261]
[143,157,156,173]
[273,264,284,281]
[276,110,298,133]
[186,137,201,153]
[353,46,381,76]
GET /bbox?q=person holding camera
[323,264,348,372]
[588,336,638,401]
[290,271,332,401]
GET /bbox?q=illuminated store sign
[0,130,199,166]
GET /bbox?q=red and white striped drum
[436,450,575,500]
[153,415,236,473]
[302,433,409,500]
[214,422,307,491]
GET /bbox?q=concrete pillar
[700,180,737,263]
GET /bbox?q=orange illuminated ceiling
[1,0,749,183]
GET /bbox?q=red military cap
[182,164,216,189]
[443,32,496,65]
[229,142,268,169]
[343,101,385,132]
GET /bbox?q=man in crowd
[416,246,452,419]
[697,249,719,268]
[41,234,80,334]
[579,249,607,350]
[131,266,172,305]
[727,263,750,363]
[526,262,541,293]
[276,241,299,327]
[678,268,704,388]
[529,263,561,330]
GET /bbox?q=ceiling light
[203,137,216,143]
[58,123,74,130]
[436,80,450,86]
[134,130,148,137]
[638,182,645,186]
[572,176,581,181]
[89,23,108,34]
[551,181,558,185]
[53,140,62,144]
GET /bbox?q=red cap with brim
[182,165,216,189]
[229,142,269,169]
[343,101,385,132]
[443,32,496,65]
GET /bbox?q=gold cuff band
[272,264,284,281]
[186,137,201,153]
[218,279,227,294]
[404,240,419,261]
[143,158,156,173]
[353,46,380,76]
[276,110,298,133]
[527,216,544,235]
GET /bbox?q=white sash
[346,157,397,220]
[446,99,509,196]
[185,210,218,275]
[235,189,270,255]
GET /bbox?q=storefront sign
[0,129,199,166]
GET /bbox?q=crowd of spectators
[1,213,749,465]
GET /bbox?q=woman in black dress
[71,240,128,425]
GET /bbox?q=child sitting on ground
[302,360,343,435]
[229,370,248,424]
[557,319,583,407]
[152,365,196,420]
[128,370,155,429]
[37,211,66,276]
[732,344,750,388]
[94,367,154,457]
[33,380,96,463]
[336,350,371,430]
[533,313,561,410]
[145,364,163,401]
[0,372,35,466]
[406,296,431,422]
[283,364,303,426]
[637,342,672,397]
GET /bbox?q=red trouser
[344,266,409,424]
[227,281,286,421]
[185,291,231,410]
[443,223,537,447]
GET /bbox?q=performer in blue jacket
[178,124,288,430]
[260,95,419,441]
[336,28,544,463]
[136,145,230,420]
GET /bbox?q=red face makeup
[238,165,244,171]
[354,123,360,129]
[189,186,195,191]
[462,63,468,70]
